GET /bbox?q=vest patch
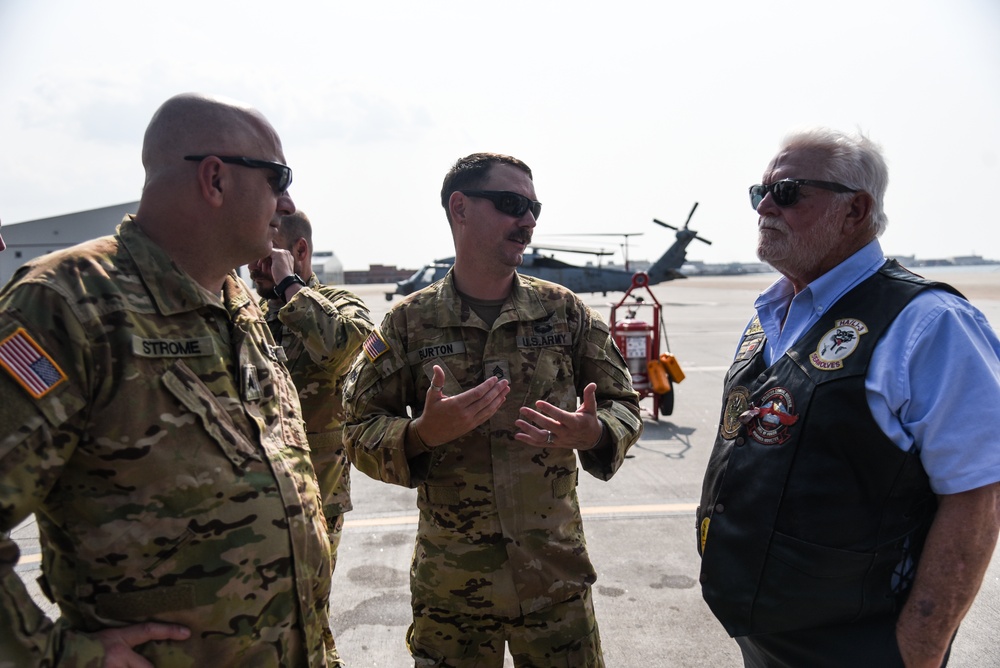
[749,387,799,445]
[721,386,751,440]
[132,336,215,358]
[810,318,869,370]
[743,317,763,338]
[735,335,763,362]
[407,341,467,364]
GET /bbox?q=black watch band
[273,274,306,301]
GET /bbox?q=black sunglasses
[184,155,293,194]
[749,179,857,209]
[460,190,542,220]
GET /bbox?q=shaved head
[133,93,294,290]
[141,93,283,188]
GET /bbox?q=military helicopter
[385,203,711,300]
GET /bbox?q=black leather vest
[698,261,962,637]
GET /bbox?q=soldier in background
[343,152,642,667]
[249,210,374,668]
[0,93,336,666]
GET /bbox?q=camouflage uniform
[343,271,641,665]
[261,275,373,548]
[261,277,373,667]
[0,217,335,667]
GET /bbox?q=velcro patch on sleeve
[362,330,391,362]
[0,328,68,399]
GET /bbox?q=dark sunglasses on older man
[184,155,293,195]
[749,178,857,210]
[460,190,542,220]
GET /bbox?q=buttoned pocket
[161,360,262,471]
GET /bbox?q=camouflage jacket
[261,277,373,518]
[0,217,334,667]
[343,271,642,617]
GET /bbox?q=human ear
[448,191,467,226]
[194,157,225,207]
[843,191,874,235]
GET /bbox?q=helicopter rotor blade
[683,202,699,228]
[542,232,645,237]
[528,244,615,256]
[652,218,678,231]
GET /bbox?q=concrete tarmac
[11,266,1000,666]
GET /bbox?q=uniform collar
[119,214,253,317]
[426,270,551,327]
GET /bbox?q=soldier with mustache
[343,152,642,667]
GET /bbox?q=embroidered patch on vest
[743,316,763,338]
[735,316,764,362]
[720,386,751,440]
[735,335,763,362]
[810,318,869,370]
[748,387,799,445]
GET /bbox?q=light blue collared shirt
[750,240,1000,494]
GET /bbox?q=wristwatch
[273,274,306,301]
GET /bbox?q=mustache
[509,230,533,245]
[758,216,787,232]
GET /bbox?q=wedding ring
[431,384,444,392]
[545,430,554,444]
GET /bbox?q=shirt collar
[756,240,886,318]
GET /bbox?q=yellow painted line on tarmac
[582,502,698,516]
[345,515,418,528]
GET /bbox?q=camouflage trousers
[327,513,346,668]
[406,587,603,668]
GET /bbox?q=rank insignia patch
[810,318,868,370]
[362,330,390,362]
[0,328,67,399]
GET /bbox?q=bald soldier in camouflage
[0,94,336,666]
[249,210,374,667]
[343,153,642,667]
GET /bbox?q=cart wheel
[659,379,675,416]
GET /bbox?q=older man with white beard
[697,128,1000,668]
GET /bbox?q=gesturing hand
[410,364,510,448]
[514,382,604,450]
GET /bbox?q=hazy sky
[1,0,998,271]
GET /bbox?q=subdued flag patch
[362,330,390,362]
[0,328,67,399]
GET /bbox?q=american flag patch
[362,330,390,362]
[0,328,67,399]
